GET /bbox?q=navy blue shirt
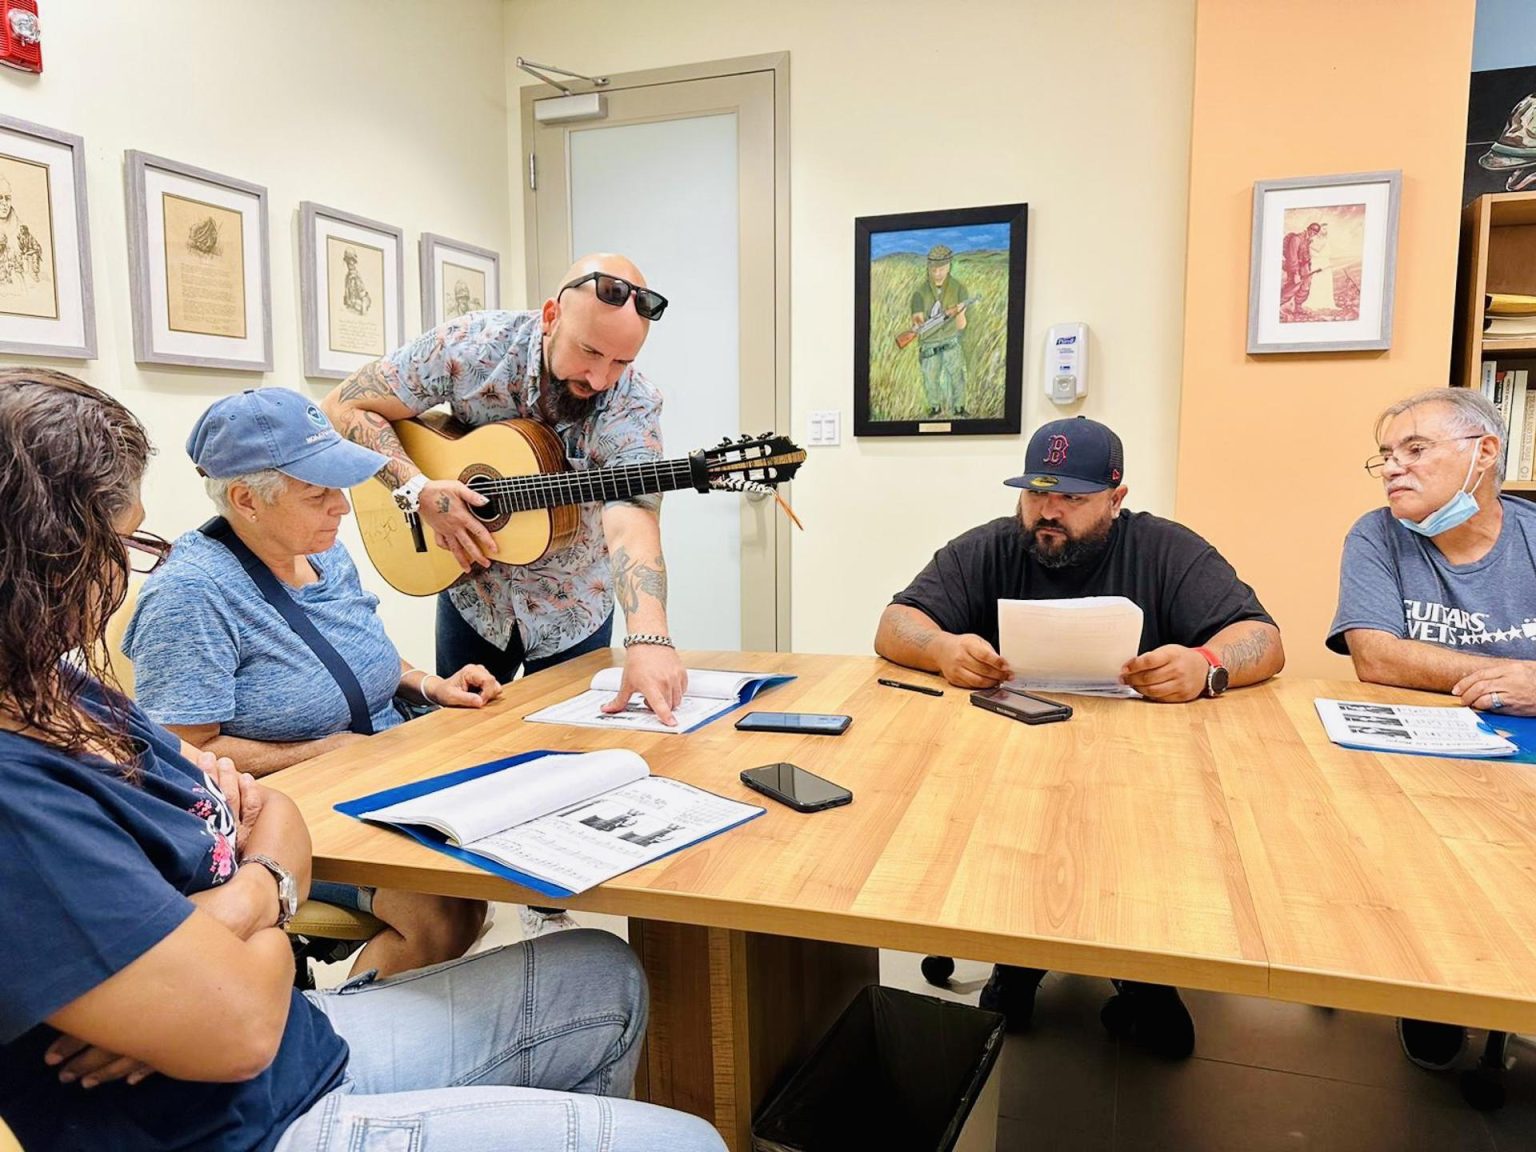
[0,681,347,1151]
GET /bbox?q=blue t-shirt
[124,530,403,740]
[0,681,347,1151]
[1328,496,1536,657]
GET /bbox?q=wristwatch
[391,474,429,513]
[1194,647,1230,698]
[243,854,299,929]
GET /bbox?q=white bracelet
[421,675,442,704]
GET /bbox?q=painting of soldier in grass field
[854,203,1026,437]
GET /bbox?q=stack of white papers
[1314,698,1516,758]
[524,667,794,734]
[997,596,1143,697]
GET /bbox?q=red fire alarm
[0,0,41,74]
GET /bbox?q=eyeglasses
[120,530,172,575]
[1364,435,1485,476]
[556,272,668,321]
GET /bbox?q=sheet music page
[998,596,1144,698]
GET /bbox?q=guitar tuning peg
[738,433,752,443]
[717,436,734,448]
[760,432,773,440]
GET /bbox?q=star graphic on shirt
[1460,632,1477,645]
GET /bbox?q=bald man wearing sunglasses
[322,253,687,728]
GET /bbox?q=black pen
[878,678,944,697]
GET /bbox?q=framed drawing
[298,202,404,379]
[0,114,95,359]
[125,151,272,371]
[1247,170,1401,354]
[420,232,499,330]
[853,202,1027,437]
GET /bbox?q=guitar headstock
[701,433,805,488]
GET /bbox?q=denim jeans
[275,929,725,1152]
[435,594,615,683]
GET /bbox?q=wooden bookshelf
[1453,192,1536,499]
[1454,191,1536,388]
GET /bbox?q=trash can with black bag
[751,985,1006,1152]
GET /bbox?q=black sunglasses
[557,272,668,321]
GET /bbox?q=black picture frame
[853,202,1027,437]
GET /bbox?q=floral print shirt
[386,310,664,657]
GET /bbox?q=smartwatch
[1194,647,1229,698]
[243,854,299,929]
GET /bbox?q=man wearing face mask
[875,415,1284,1057]
[1327,386,1536,1072]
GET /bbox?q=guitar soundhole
[460,468,511,532]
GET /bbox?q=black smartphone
[740,762,853,812]
[734,711,853,736]
[969,688,1073,724]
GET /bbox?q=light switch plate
[808,410,841,446]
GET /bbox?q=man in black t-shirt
[875,416,1284,1058]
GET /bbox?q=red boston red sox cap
[1004,415,1125,494]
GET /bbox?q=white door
[526,66,785,652]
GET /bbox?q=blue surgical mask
[1399,442,1486,537]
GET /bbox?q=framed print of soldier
[853,201,1027,438]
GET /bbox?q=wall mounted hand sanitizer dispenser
[1044,323,1088,405]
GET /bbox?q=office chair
[1461,1031,1516,1110]
[104,580,383,987]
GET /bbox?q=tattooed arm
[874,604,1012,689]
[600,504,688,725]
[320,360,421,490]
[320,360,498,571]
[1212,620,1285,688]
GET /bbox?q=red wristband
[1195,646,1224,669]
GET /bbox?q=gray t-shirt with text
[1327,496,1536,659]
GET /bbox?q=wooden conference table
[269,652,1536,1149]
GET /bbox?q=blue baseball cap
[1004,415,1125,494]
[187,388,388,487]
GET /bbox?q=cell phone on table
[969,688,1073,724]
[740,762,853,812]
[734,711,853,736]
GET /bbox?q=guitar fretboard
[475,458,701,512]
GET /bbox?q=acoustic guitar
[351,412,805,596]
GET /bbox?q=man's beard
[539,374,596,425]
[1021,516,1113,570]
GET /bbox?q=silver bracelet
[622,633,674,649]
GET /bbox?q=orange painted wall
[1176,0,1478,679]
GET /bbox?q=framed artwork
[124,150,272,371]
[1246,170,1401,355]
[1464,65,1536,205]
[420,232,499,330]
[853,202,1027,437]
[0,114,95,359]
[298,202,404,379]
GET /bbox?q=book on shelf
[1483,315,1536,338]
[1483,358,1497,401]
[1508,370,1529,483]
[1485,292,1536,316]
[1520,378,1536,482]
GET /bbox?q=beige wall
[1176,0,1476,679]
[503,0,1197,655]
[0,0,511,667]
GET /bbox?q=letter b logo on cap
[1044,434,1070,465]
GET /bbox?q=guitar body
[351,413,578,596]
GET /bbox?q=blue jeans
[435,594,614,682]
[276,930,724,1151]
